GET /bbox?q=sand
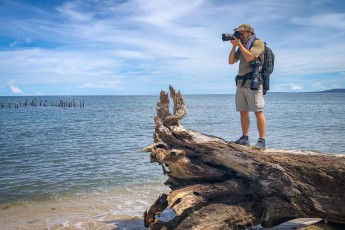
[0,185,169,230]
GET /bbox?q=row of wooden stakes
[1,99,85,109]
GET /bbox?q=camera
[250,60,261,90]
[250,59,261,68]
[222,31,241,41]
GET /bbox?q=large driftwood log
[143,86,345,230]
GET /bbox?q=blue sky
[0,0,344,95]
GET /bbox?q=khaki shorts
[235,80,265,112]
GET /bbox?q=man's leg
[240,111,250,136]
[234,111,250,146]
[254,111,266,139]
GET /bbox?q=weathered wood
[143,86,345,230]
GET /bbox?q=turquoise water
[0,93,344,205]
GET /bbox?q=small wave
[1,182,170,230]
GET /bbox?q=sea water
[0,93,344,229]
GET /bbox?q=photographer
[228,24,266,150]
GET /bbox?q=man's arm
[237,42,255,62]
[229,37,255,63]
[228,45,237,64]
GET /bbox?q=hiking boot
[234,136,250,147]
[252,138,266,150]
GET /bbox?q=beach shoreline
[0,184,170,230]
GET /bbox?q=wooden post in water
[1,98,85,109]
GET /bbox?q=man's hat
[234,23,255,34]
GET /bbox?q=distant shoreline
[312,88,345,93]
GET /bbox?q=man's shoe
[234,136,250,147]
[252,138,266,150]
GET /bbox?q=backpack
[262,42,275,75]
[261,42,275,95]
[248,39,275,94]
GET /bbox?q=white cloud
[56,1,93,22]
[332,84,344,89]
[79,80,121,89]
[7,81,24,94]
[312,82,326,90]
[291,13,345,30]
[113,50,147,59]
[290,84,303,91]
[133,0,204,27]
[0,48,122,84]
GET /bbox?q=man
[228,23,266,150]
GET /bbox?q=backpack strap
[249,38,265,64]
[249,38,258,50]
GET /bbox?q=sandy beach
[0,184,170,230]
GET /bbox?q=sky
[0,0,345,96]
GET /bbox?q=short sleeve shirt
[234,39,265,76]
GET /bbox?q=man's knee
[254,111,265,118]
[240,111,249,117]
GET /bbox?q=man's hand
[230,37,255,62]
[230,37,241,47]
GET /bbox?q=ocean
[0,93,344,229]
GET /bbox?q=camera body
[222,31,241,41]
[250,59,261,68]
[250,60,261,90]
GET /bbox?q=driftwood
[143,86,345,230]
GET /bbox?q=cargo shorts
[235,80,265,112]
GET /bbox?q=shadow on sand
[105,217,146,230]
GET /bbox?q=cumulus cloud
[7,81,24,94]
[290,84,303,91]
